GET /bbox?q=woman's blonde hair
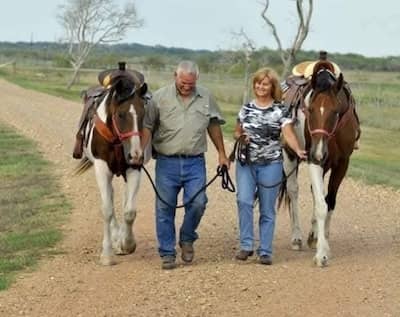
[252,67,282,101]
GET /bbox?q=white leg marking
[94,159,116,265]
[308,163,330,267]
[325,211,332,239]
[115,168,141,255]
[284,108,306,250]
[283,150,302,250]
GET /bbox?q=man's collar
[174,84,203,98]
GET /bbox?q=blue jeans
[155,155,208,257]
[236,161,283,257]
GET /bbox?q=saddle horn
[118,61,127,71]
[319,50,328,61]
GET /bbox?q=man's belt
[159,153,204,159]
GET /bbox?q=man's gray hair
[176,60,199,77]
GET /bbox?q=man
[142,60,230,269]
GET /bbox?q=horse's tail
[277,176,289,210]
[73,157,93,176]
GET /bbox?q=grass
[0,65,399,189]
[0,123,70,290]
[348,126,400,188]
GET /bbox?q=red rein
[111,115,141,141]
[94,114,141,143]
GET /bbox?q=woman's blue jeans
[155,155,208,257]
[236,161,283,257]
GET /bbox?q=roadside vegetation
[0,123,70,290]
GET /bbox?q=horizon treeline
[0,41,399,75]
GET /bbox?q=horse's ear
[139,83,148,96]
[335,73,344,93]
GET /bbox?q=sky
[0,0,399,57]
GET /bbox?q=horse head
[305,62,346,165]
[103,67,148,167]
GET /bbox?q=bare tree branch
[231,28,257,104]
[260,0,284,53]
[260,0,313,78]
[57,0,143,88]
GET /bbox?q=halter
[302,106,340,138]
[111,115,141,141]
[302,93,355,139]
[94,113,141,143]
[302,69,342,139]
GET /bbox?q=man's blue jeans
[155,155,208,257]
[236,161,283,257]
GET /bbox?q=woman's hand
[233,122,250,144]
[235,133,250,144]
[295,148,307,161]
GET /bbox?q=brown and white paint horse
[76,72,149,265]
[282,61,360,266]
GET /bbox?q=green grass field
[0,65,399,189]
[0,123,70,290]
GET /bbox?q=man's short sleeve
[143,99,159,132]
[208,93,225,125]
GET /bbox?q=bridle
[302,105,340,139]
[111,113,141,142]
[301,69,342,139]
[93,102,144,178]
[302,92,355,140]
[94,112,142,144]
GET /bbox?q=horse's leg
[283,151,302,250]
[115,168,141,255]
[94,160,116,266]
[307,184,318,249]
[308,163,330,267]
[325,159,350,239]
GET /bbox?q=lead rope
[141,164,235,209]
[231,137,300,189]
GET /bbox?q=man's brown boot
[179,242,194,263]
[72,135,84,159]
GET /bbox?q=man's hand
[218,153,231,169]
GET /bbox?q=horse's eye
[118,113,125,119]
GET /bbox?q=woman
[234,67,306,265]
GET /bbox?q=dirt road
[0,79,399,316]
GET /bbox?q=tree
[260,0,313,78]
[57,0,143,88]
[231,28,256,104]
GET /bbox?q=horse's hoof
[99,255,116,266]
[291,239,302,251]
[313,255,329,267]
[115,240,136,255]
[127,242,136,254]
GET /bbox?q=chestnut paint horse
[75,70,149,266]
[282,61,360,266]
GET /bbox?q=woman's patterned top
[237,100,292,164]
